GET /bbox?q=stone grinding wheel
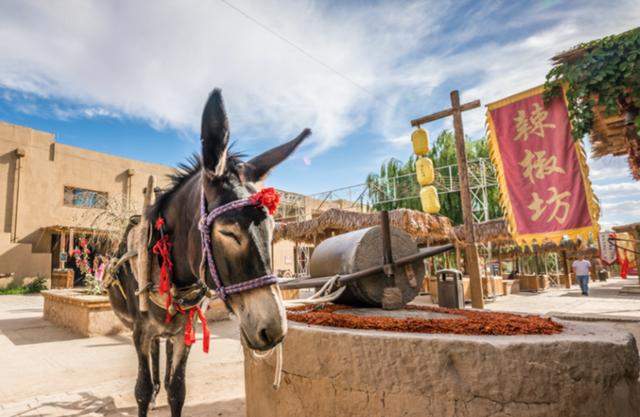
[309,226,425,307]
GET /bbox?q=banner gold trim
[486,85,600,247]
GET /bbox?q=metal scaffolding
[275,158,498,224]
[273,189,306,223]
[272,158,499,277]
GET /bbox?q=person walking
[572,255,592,296]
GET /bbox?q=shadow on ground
[560,282,640,301]
[0,316,84,345]
[10,392,245,417]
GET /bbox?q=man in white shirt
[572,255,592,296]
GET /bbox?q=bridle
[198,184,279,301]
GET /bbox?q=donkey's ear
[201,89,229,177]
[243,128,311,183]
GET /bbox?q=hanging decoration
[614,232,636,272]
[411,127,440,214]
[598,231,618,265]
[486,85,600,246]
[411,128,429,156]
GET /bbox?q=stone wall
[245,321,640,417]
[43,289,127,336]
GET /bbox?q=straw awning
[454,218,592,256]
[613,222,640,235]
[274,208,454,245]
[453,219,511,246]
[44,225,114,235]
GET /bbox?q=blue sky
[1,0,639,228]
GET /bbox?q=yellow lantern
[420,185,440,214]
[415,156,434,186]
[411,127,429,156]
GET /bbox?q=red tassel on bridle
[152,219,174,323]
[180,305,210,353]
[152,216,211,352]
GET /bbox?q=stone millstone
[309,225,424,307]
[245,320,640,417]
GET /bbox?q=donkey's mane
[147,150,244,221]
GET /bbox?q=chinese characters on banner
[487,86,599,246]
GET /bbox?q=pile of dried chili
[287,304,562,336]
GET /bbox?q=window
[64,186,108,209]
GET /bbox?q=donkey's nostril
[259,327,272,345]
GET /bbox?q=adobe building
[0,121,175,282]
[0,121,348,284]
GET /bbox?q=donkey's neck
[157,173,203,288]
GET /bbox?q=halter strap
[198,188,278,300]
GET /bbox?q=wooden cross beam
[410,90,485,309]
[410,99,481,127]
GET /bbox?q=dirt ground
[0,294,246,417]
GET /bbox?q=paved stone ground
[0,294,245,417]
[414,276,640,317]
[2,277,640,416]
[485,276,640,318]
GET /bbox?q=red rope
[152,215,210,352]
[152,233,173,323]
[180,305,210,353]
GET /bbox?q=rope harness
[107,184,346,388]
[151,186,281,352]
[197,187,280,301]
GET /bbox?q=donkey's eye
[219,230,241,245]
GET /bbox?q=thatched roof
[274,208,454,245]
[613,222,640,235]
[454,218,590,255]
[453,219,511,245]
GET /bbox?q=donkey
[106,89,310,417]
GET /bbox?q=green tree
[366,130,503,224]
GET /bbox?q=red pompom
[250,187,280,215]
[155,217,166,231]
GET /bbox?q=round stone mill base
[244,309,640,417]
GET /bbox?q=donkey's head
[200,89,309,351]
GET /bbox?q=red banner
[487,86,599,246]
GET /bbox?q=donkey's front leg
[149,337,161,408]
[166,336,192,417]
[133,325,154,417]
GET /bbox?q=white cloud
[385,131,412,148]
[3,1,638,156]
[594,182,640,197]
[2,0,640,226]
[0,0,450,155]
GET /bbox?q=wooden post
[137,175,155,313]
[449,91,484,308]
[497,245,503,276]
[68,228,75,254]
[380,211,394,270]
[11,148,25,243]
[562,250,571,288]
[126,168,136,210]
[59,231,66,269]
[410,90,484,308]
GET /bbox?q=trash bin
[437,269,464,309]
[597,269,609,282]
